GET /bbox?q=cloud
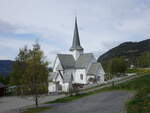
[0,0,150,62]
[0,36,62,64]
[0,19,18,34]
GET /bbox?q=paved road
[0,94,65,113]
[43,91,133,113]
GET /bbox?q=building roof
[56,53,95,69]
[57,54,75,69]
[87,63,100,75]
[75,53,94,68]
[70,17,83,51]
[87,63,105,75]
[0,82,6,88]
[63,71,73,83]
[49,71,73,83]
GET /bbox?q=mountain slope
[0,60,14,77]
[98,39,150,63]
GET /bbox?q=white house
[48,18,105,93]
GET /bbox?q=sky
[0,0,150,65]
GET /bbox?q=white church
[48,18,105,93]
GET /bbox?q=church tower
[70,17,84,60]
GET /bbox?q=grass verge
[21,107,51,113]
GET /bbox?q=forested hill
[0,60,14,77]
[98,39,150,63]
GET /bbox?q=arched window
[80,74,83,80]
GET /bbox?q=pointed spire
[70,17,83,51]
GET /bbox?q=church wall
[55,74,63,84]
[96,68,105,83]
[75,69,87,84]
[53,57,60,72]
[62,83,70,92]
[100,63,105,75]
[48,82,57,93]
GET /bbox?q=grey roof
[75,53,94,68]
[49,71,73,83]
[70,17,83,51]
[0,82,6,88]
[87,63,100,75]
[63,71,73,83]
[57,54,75,69]
[56,53,95,69]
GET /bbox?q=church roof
[70,17,83,51]
[75,53,94,68]
[87,63,105,75]
[56,53,95,69]
[57,54,75,69]
[87,63,100,75]
[63,71,73,83]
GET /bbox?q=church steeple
[70,17,84,60]
[70,17,83,51]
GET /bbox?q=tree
[137,52,150,68]
[10,46,29,86]
[108,57,127,75]
[0,73,10,85]
[21,42,49,107]
[0,74,4,83]
[10,42,49,107]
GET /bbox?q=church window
[80,74,83,80]
[71,74,74,81]
[97,76,100,81]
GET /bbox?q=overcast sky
[0,0,150,64]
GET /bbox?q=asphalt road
[43,91,133,113]
[0,94,65,113]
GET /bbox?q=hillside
[98,39,150,64]
[0,60,14,77]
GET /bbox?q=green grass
[21,107,51,113]
[46,74,150,113]
[127,68,150,75]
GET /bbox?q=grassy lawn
[21,107,51,113]
[46,74,150,113]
